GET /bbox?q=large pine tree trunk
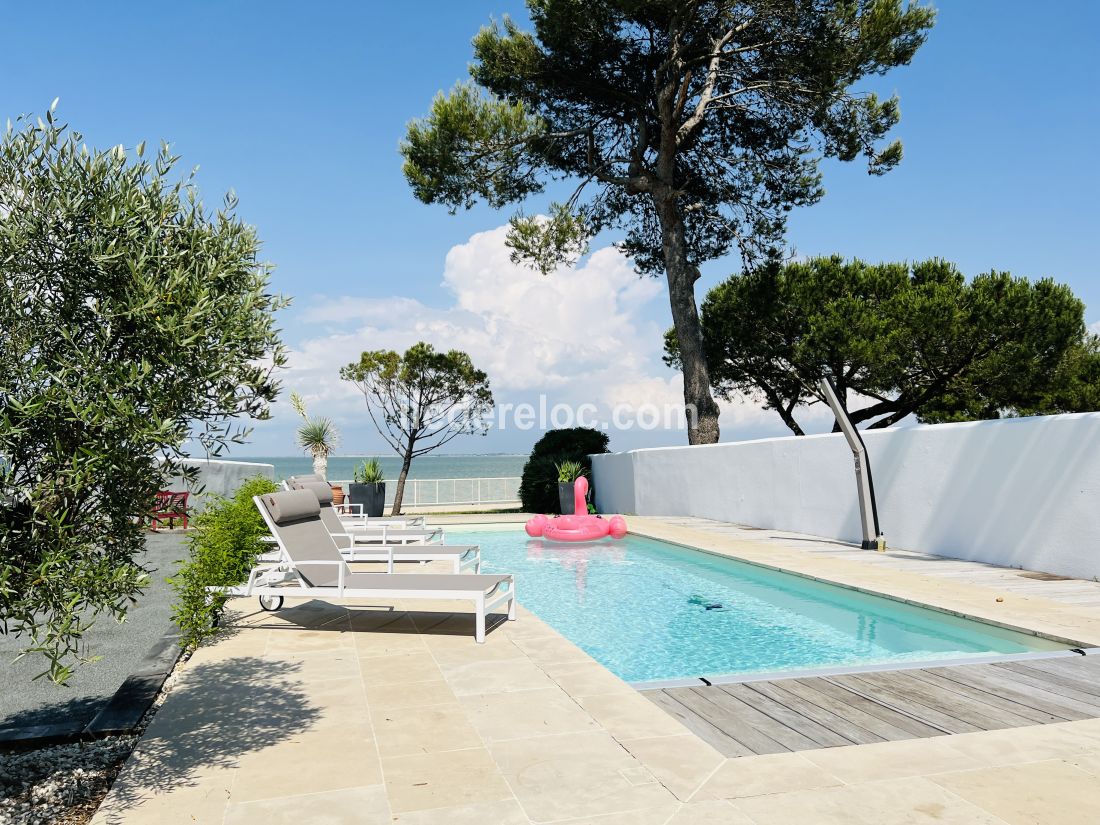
[391,445,415,515]
[656,200,721,445]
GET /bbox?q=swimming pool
[454,528,1065,684]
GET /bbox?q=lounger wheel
[259,595,284,611]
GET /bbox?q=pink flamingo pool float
[525,477,627,542]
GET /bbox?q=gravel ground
[0,737,137,825]
[0,656,186,825]
[0,531,187,734]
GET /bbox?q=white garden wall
[591,413,1100,581]
[164,458,275,512]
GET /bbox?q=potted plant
[556,460,585,515]
[349,458,386,518]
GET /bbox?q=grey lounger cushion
[262,490,320,524]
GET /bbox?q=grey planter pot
[558,481,576,515]
[349,482,385,517]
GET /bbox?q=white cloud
[263,223,780,450]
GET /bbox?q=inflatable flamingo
[525,476,627,541]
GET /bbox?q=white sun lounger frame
[232,496,512,642]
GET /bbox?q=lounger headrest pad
[288,474,322,485]
[297,480,334,505]
[263,490,320,525]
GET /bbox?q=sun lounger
[216,490,515,643]
[293,481,442,544]
[270,482,478,573]
[283,476,426,527]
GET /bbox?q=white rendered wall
[591,413,1100,580]
[165,458,275,512]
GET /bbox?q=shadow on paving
[227,598,511,640]
[100,656,321,822]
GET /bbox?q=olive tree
[341,343,494,514]
[0,108,287,682]
[401,0,935,444]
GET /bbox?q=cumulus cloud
[302,227,662,395]
[257,223,788,453]
[290,225,766,423]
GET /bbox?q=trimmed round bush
[519,427,610,514]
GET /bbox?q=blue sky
[3,1,1098,457]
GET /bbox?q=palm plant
[290,391,339,479]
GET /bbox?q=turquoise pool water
[455,529,1064,683]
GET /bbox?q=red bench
[150,491,189,531]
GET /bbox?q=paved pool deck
[93,516,1100,824]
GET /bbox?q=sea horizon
[205,453,529,482]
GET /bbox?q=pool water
[455,529,1064,684]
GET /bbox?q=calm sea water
[239,454,526,482]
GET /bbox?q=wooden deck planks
[929,664,1100,720]
[788,677,947,738]
[642,655,1100,758]
[904,668,1070,725]
[772,678,928,741]
[825,671,981,734]
[680,686,814,753]
[720,683,855,748]
[740,680,885,745]
[645,689,759,757]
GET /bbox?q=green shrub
[354,458,384,483]
[555,460,585,482]
[519,427,610,513]
[169,476,279,650]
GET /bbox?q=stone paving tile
[430,635,527,667]
[799,735,979,784]
[264,646,362,682]
[489,731,677,822]
[223,784,390,824]
[460,686,600,742]
[929,759,1100,825]
[359,652,445,687]
[382,747,514,814]
[230,720,379,802]
[934,719,1100,768]
[386,798,531,825]
[373,702,484,759]
[363,678,458,710]
[92,783,234,825]
[695,750,844,800]
[578,691,690,740]
[509,633,596,665]
[731,775,1011,825]
[443,656,558,696]
[549,799,683,824]
[538,659,637,698]
[665,800,758,825]
[618,733,725,801]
